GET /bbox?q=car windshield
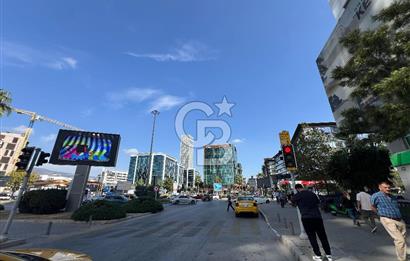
[238,197,254,201]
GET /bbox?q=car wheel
[175,200,180,205]
[235,213,239,217]
[266,200,270,204]
[255,213,259,218]
[191,200,196,205]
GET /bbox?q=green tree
[326,146,393,191]
[331,1,410,142]
[234,173,243,186]
[6,170,39,194]
[0,89,12,117]
[136,178,145,186]
[194,175,203,188]
[163,177,174,193]
[294,125,334,181]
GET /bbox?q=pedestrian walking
[356,187,377,233]
[341,191,360,227]
[279,191,287,208]
[227,195,235,212]
[371,181,407,261]
[292,184,332,261]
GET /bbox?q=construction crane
[9,107,84,168]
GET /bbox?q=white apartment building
[0,132,25,176]
[98,169,128,188]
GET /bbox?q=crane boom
[13,107,83,131]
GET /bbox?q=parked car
[254,196,270,204]
[202,194,213,201]
[171,195,196,205]
[193,194,203,200]
[212,195,220,200]
[0,193,11,201]
[104,195,129,204]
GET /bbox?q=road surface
[18,200,291,261]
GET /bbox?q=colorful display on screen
[50,130,120,166]
[59,134,112,162]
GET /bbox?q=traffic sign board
[279,131,291,146]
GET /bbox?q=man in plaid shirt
[371,181,407,261]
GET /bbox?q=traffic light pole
[290,171,308,240]
[0,148,41,242]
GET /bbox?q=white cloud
[149,95,185,111]
[106,88,185,112]
[231,138,245,144]
[126,41,216,62]
[81,108,94,117]
[48,57,78,70]
[106,87,160,109]
[41,133,57,143]
[124,148,139,156]
[1,41,78,70]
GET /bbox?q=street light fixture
[147,110,160,186]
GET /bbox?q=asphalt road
[18,201,291,261]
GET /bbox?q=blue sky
[1,0,336,178]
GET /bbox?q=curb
[0,239,26,249]
[260,209,310,261]
[2,212,152,249]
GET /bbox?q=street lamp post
[147,110,160,186]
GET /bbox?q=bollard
[277,213,281,222]
[88,215,93,227]
[284,217,288,229]
[45,221,53,236]
[289,222,295,235]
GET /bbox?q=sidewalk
[260,203,408,261]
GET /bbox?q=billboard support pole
[65,165,91,212]
[0,148,41,243]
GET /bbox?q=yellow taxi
[235,196,259,217]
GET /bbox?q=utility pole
[0,148,41,242]
[147,110,159,186]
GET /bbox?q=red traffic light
[283,146,292,154]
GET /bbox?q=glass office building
[203,144,237,186]
[127,153,179,186]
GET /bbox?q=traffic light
[36,151,50,166]
[16,147,35,171]
[282,144,297,170]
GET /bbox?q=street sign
[154,186,159,192]
[213,183,222,192]
[279,131,291,146]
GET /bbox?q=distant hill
[33,167,74,178]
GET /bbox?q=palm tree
[0,89,12,116]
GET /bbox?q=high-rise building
[183,168,199,188]
[203,144,237,186]
[98,169,128,188]
[127,153,179,186]
[317,0,394,126]
[179,135,194,169]
[0,132,25,176]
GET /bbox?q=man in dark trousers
[292,184,332,261]
[227,195,235,212]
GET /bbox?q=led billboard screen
[50,130,120,166]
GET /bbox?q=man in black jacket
[292,184,332,261]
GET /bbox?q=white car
[171,195,197,205]
[254,196,271,204]
[0,193,11,201]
